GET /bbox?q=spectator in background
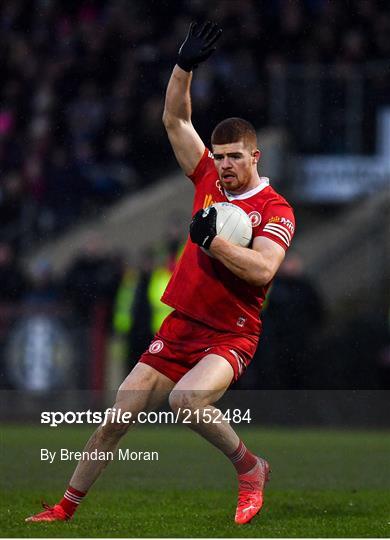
[63,232,122,323]
[128,222,183,369]
[128,248,155,367]
[110,225,182,384]
[241,252,324,389]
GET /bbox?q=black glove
[190,207,217,249]
[177,21,222,72]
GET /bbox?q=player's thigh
[171,353,234,407]
[115,362,175,414]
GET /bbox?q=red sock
[228,441,258,475]
[59,486,86,517]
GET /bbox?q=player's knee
[169,390,201,414]
[117,367,154,393]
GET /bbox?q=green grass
[1,425,390,537]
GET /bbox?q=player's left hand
[177,21,222,72]
[190,207,217,249]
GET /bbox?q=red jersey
[162,148,295,336]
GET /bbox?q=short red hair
[211,117,257,150]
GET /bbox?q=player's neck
[246,173,264,192]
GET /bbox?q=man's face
[212,140,259,193]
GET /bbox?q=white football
[202,202,252,255]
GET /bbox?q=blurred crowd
[2,0,390,250]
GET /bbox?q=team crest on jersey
[149,340,164,354]
[236,316,246,327]
[248,211,262,227]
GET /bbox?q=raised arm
[163,22,222,176]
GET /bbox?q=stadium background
[0,1,389,537]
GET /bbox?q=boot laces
[238,479,261,508]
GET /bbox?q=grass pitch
[1,424,389,537]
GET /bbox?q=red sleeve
[254,199,295,251]
[188,148,215,186]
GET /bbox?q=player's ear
[252,149,261,164]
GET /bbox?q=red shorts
[139,311,258,383]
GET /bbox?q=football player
[27,21,295,526]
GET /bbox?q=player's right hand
[190,207,217,249]
[177,21,222,72]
